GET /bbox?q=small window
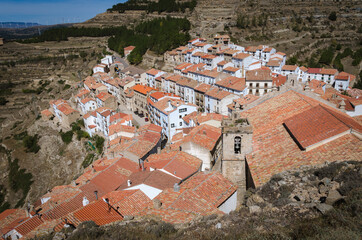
[180,122,182,126]
[171,123,175,128]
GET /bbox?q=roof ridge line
[319,105,357,131]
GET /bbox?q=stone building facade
[221,106,253,204]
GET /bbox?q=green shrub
[93,135,105,154]
[8,158,33,207]
[63,84,71,90]
[60,130,73,144]
[82,154,95,168]
[328,11,337,21]
[23,134,40,153]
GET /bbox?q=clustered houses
[164,34,356,95]
[12,34,362,239]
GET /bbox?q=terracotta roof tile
[239,90,362,187]
[145,151,202,179]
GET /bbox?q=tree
[353,71,362,89]
[328,12,337,21]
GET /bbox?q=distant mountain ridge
[0,22,42,29]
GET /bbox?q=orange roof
[272,75,287,87]
[205,86,233,100]
[110,112,132,124]
[174,62,193,71]
[245,46,258,52]
[182,112,226,125]
[266,60,282,67]
[145,151,202,179]
[132,84,156,95]
[124,46,135,51]
[76,88,90,98]
[239,90,362,187]
[146,68,161,76]
[80,97,95,104]
[194,83,212,93]
[109,123,135,136]
[320,68,338,75]
[103,190,151,216]
[284,105,357,149]
[96,92,114,102]
[281,65,298,71]
[233,53,252,60]
[41,109,53,117]
[216,76,246,91]
[223,66,239,72]
[150,91,180,101]
[57,103,77,116]
[140,171,236,223]
[246,68,272,81]
[72,200,123,226]
[217,60,228,66]
[175,124,221,152]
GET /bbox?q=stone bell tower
[221,104,253,203]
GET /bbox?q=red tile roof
[72,200,123,226]
[132,84,156,95]
[282,65,298,71]
[103,190,151,216]
[246,68,272,81]
[146,68,161,76]
[118,170,180,191]
[272,75,287,87]
[194,83,212,93]
[205,86,233,100]
[140,172,236,223]
[145,151,202,179]
[320,68,338,75]
[109,123,135,136]
[216,76,246,92]
[307,68,322,74]
[284,105,354,149]
[239,90,362,187]
[96,92,114,102]
[182,112,226,125]
[174,124,221,152]
[233,53,252,60]
[174,62,193,70]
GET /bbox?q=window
[256,83,259,87]
[265,83,268,88]
[234,136,242,154]
[179,115,182,119]
[180,122,182,126]
[179,108,187,113]
[171,123,175,128]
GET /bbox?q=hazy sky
[0,0,126,25]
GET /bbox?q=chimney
[82,197,89,206]
[153,199,162,209]
[127,180,132,187]
[339,100,346,110]
[173,183,180,192]
[157,147,161,154]
[94,190,98,200]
